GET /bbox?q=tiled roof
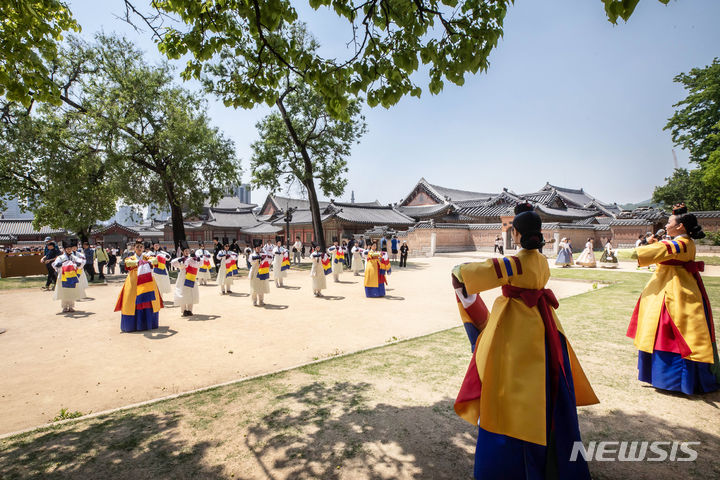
[608,218,653,226]
[694,211,720,218]
[631,207,668,221]
[325,202,415,225]
[205,211,259,228]
[397,203,455,219]
[0,220,66,236]
[534,204,598,219]
[92,222,140,236]
[270,209,332,225]
[272,195,330,212]
[427,182,496,202]
[241,223,283,234]
[204,196,256,211]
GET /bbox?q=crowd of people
[42,234,412,319]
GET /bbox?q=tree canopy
[251,79,367,248]
[121,0,672,121]
[652,168,720,211]
[657,58,720,212]
[0,103,118,241]
[1,34,242,243]
[0,0,80,107]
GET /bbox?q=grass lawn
[0,276,47,290]
[1,270,719,479]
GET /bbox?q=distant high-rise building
[233,184,252,204]
[351,191,355,204]
[107,205,144,226]
[0,196,34,220]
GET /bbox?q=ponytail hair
[677,213,705,240]
[512,204,545,250]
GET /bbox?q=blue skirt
[555,250,573,265]
[121,308,159,332]
[638,350,719,394]
[473,335,591,480]
[365,284,386,298]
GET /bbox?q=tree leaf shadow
[0,411,226,479]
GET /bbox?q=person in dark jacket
[399,241,409,267]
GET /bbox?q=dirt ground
[0,255,599,435]
[1,258,719,479]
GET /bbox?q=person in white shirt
[292,236,302,264]
[272,240,288,287]
[351,245,364,276]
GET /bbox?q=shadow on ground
[244,381,475,479]
[0,412,225,480]
[579,407,720,480]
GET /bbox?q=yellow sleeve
[459,258,510,294]
[636,240,685,267]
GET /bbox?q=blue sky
[67,0,720,206]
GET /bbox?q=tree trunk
[78,228,90,243]
[163,180,186,247]
[303,177,326,250]
[276,97,326,250]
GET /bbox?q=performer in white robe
[575,238,597,267]
[310,246,330,296]
[351,245,364,276]
[171,242,201,316]
[599,240,619,268]
[272,241,289,287]
[216,244,239,294]
[72,244,89,298]
[150,244,173,294]
[555,238,574,268]
[195,243,214,285]
[249,245,271,306]
[52,242,83,312]
[327,242,346,282]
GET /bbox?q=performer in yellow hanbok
[363,242,386,298]
[452,203,598,480]
[627,203,720,394]
[115,241,163,332]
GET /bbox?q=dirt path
[0,256,598,434]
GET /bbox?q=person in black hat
[51,241,83,312]
[171,240,201,316]
[40,241,60,290]
[116,239,163,331]
[216,241,239,294]
[248,243,271,306]
[451,201,598,479]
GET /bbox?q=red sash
[660,260,715,342]
[501,285,567,404]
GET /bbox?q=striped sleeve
[636,239,688,267]
[460,256,523,294]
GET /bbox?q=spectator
[82,241,96,281]
[40,242,59,290]
[494,236,503,254]
[390,235,399,262]
[292,236,302,264]
[399,241,409,267]
[347,237,356,269]
[95,240,109,281]
[107,247,117,274]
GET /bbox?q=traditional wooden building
[0,219,66,244]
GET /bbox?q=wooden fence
[0,252,47,278]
